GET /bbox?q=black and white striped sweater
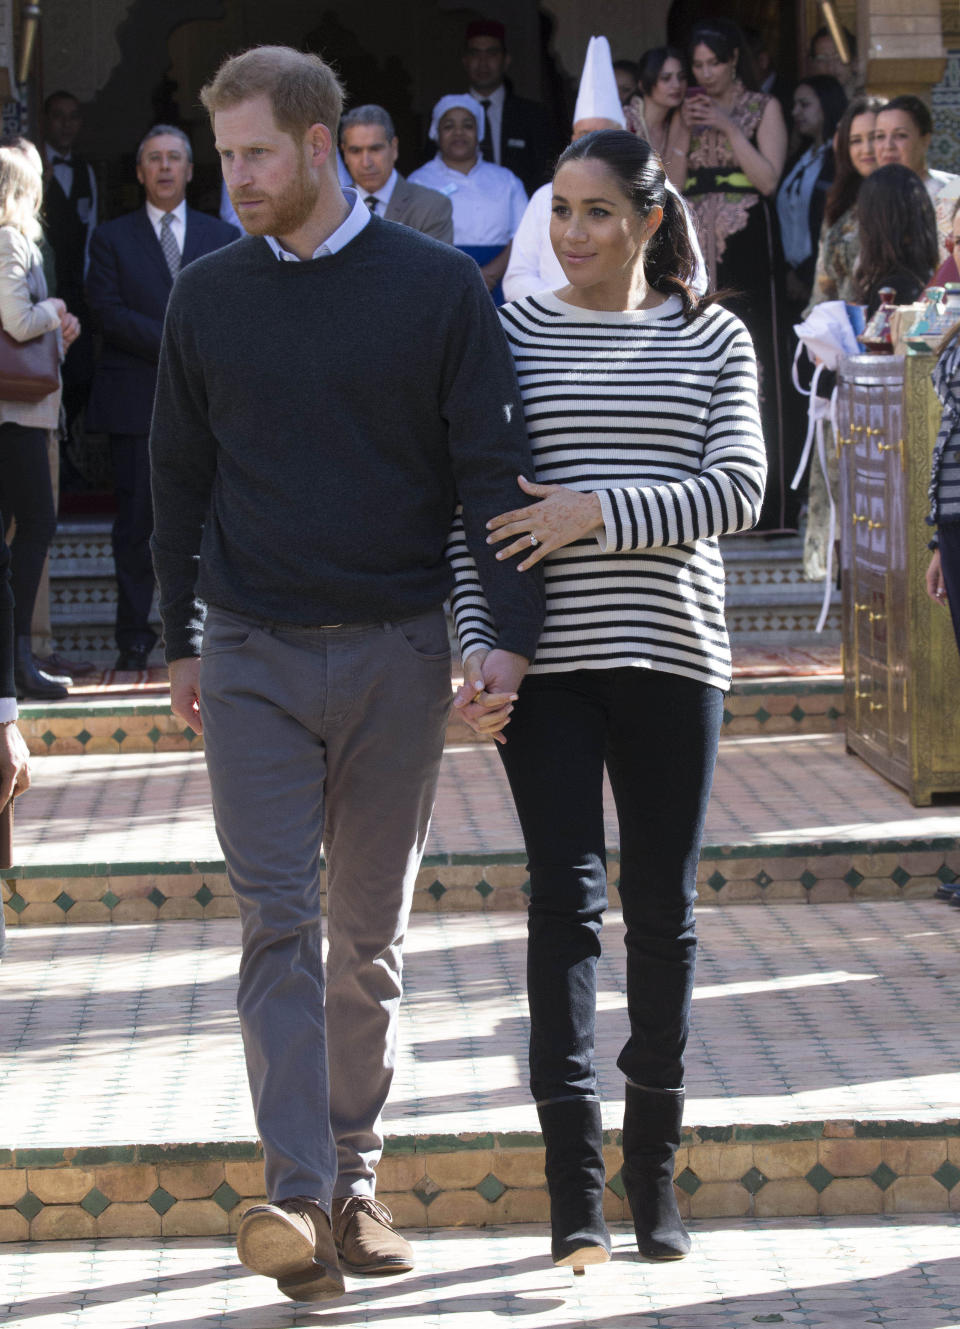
[446,291,767,691]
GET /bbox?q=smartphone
[685,85,706,99]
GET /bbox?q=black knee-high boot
[621,1083,690,1260]
[537,1098,611,1272]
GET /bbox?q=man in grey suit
[340,106,452,243]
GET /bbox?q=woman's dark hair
[555,130,706,320]
[880,93,933,139]
[613,59,640,88]
[809,23,857,60]
[823,95,884,226]
[854,163,938,301]
[794,74,848,145]
[688,19,758,92]
[637,46,687,98]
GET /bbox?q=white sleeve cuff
[0,697,19,723]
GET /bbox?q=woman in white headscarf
[409,94,527,302]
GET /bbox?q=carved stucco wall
[41,0,135,103]
[542,0,673,76]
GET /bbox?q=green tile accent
[827,706,841,721]
[696,1126,734,1143]
[80,1187,111,1217]
[934,1160,960,1191]
[147,726,162,744]
[805,1164,834,1193]
[6,891,26,914]
[427,880,446,902]
[722,707,733,726]
[148,1187,176,1215]
[606,1171,626,1200]
[101,890,120,910]
[753,870,773,889]
[475,879,493,899]
[843,869,864,888]
[870,1162,897,1191]
[752,1318,785,1325]
[740,1167,768,1195]
[412,1178,440,1206]
[75,728,91,746]
[475,1173,506,1203]
[182,725,198,741]
[54,891,75,913]
[194,884,214,907]
[800,870,818,890]
[111,728,128,745]
[212,1181,241,1212]
[937,864,957,884]
[754,706,770,725]
[147,887,167,909]
[890,866,910,888]
[707,870,727,893]
[521,880,531,896]
[41,730,55,748]
[789,706,805,723]
[675,1168,701,1196]
[14,1192,42,1221]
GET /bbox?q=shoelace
[340,1195,394,1226]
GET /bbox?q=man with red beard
[149,45,544,1305]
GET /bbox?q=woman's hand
[60,311,80,349]
[926,549,949,607]
[48,297,66,318]
[486,475,603,570]
[452,647,521,744]
[683,94,728,132]
[0,721,30,807]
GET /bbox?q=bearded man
[149,45,543,1305]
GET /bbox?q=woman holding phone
[679,19,789,529]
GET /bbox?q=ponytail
[645,189,699,320]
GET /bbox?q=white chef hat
[428,93,485,143]
[573,36,627,129]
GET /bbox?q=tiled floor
[12,734,960,870]
[2,902,958,1149]
[2,1216,959,1327]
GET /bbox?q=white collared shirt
[264,188,370,261]
[44,141,98,273]
[470,83,505,165]
[146,198,187,254]
[407,156,526,247]
[360,170,398,216]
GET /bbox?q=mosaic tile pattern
[2,1217,959,1326]
[3,733,957,924]
[1,905,958,1233]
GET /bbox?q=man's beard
[231,162,320,238]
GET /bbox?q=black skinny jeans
[497,666,723,1104]
[0,423,56,636]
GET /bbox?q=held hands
[452,647,528,744]
[60,311,81,350]
[486,475,603,571]
[169,656,203,733]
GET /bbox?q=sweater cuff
[595,488,645,553]
[0,696,18,723]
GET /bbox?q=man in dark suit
[461,19,562,196]
[86,124,238,672]
[340,106,452,242]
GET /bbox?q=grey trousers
[198,605,452,1207]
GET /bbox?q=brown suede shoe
[237,1197,344,1302]
[331,1196,414,1275]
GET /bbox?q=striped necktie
[159,212,180,279]
[364,195,378,213]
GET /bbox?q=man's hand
[169,656,203,732]
[926,550,949,607]
[453,648,527,745]
[0,722,29,807]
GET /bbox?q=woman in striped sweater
[450,131,766,1270]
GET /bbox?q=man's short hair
[339,105,396,144]
[136,124,193,165]
[880,94,933,138]
[200,45,345,143]
[43,89,79,115]
[809,23,857,60]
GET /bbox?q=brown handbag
[0,325,59,403]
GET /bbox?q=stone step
[1,902,957,1240]
[4,733,957,928]
[15,672,845,759]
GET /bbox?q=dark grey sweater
[149,220,545,662]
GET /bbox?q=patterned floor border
[2,1119,958,1242]
[15,677,846,757]
[3,837,957,927]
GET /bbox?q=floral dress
[685,87,794,530]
